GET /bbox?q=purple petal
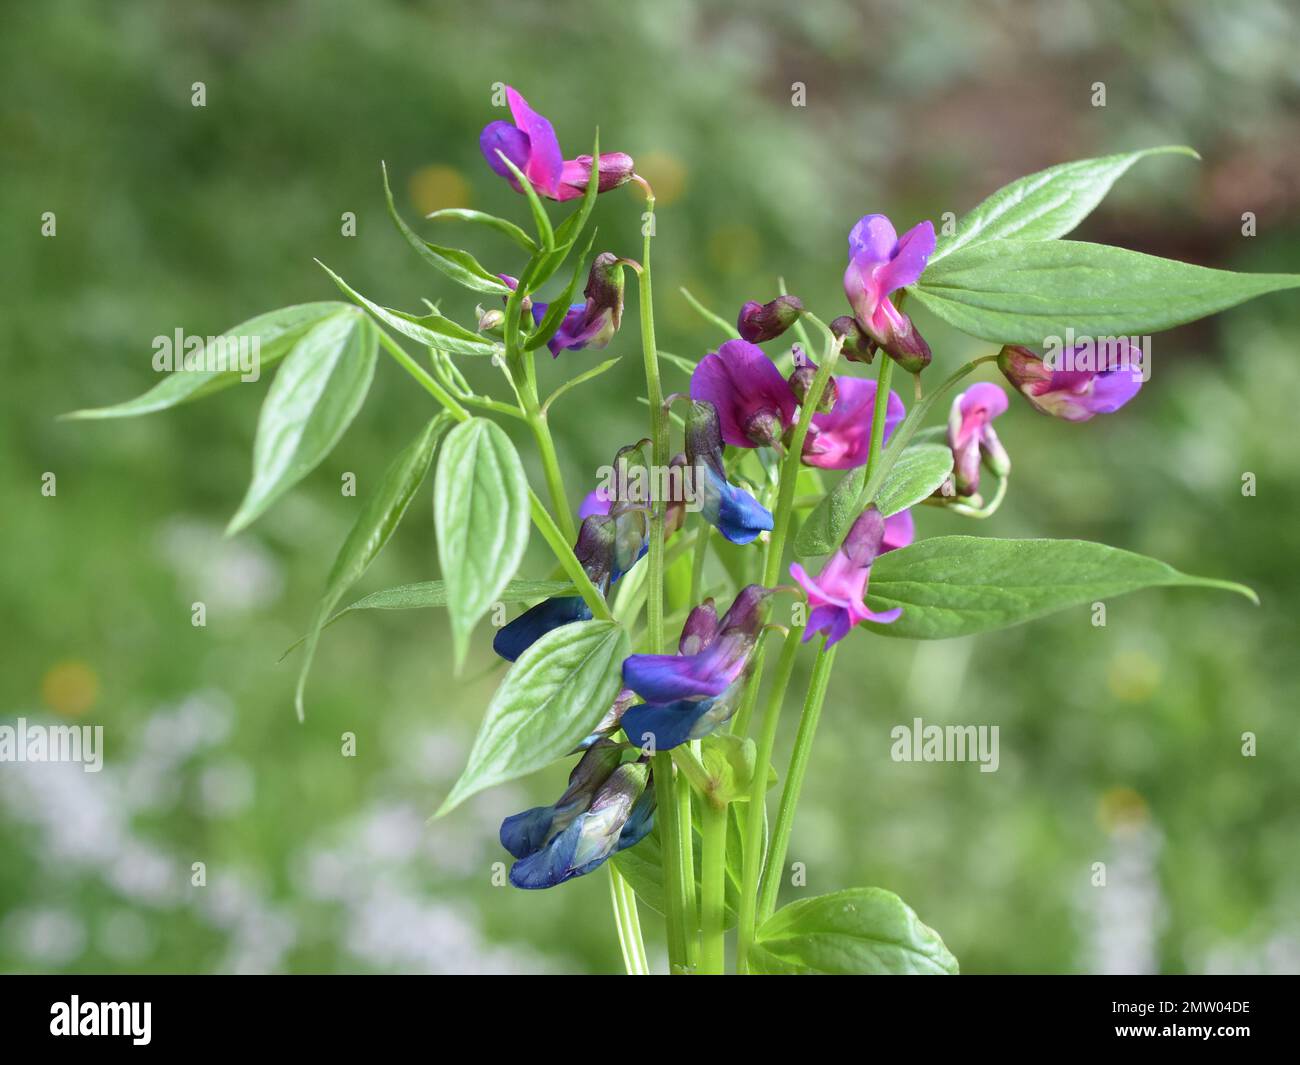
[848,214,898,264]
[875,220,936,296]
[481,120,531,182]
[690,340,796,448]
[622,652,731,703]
[506,87,563,197]
[802,377,905,470]
[882,508,915,553]
[1088,368,1143,414]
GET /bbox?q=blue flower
[685,401,774,545]
[501,743,655,889]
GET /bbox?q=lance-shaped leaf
[424,208,537,253]
[795,466,866,557]
[518,132,601,292]
[864,536,1257,640]
[912,239,1300,346]
[227,309,378,535]
[293,416,449,719]
[874,443,953,518]
[318,260,499,357]
[381,162,510,294]
[749,888,958,975]
[433,418,531,668]
[526,228,597,352]
[437,619,629,816]
[63,302,346,420]
[278,578,577,659]
[931,146,1198,264]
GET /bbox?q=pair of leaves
[293,416,449,719]
[433,418,532,669]
[749,888,958,975]
[913,144,1300,345]
[863,536,1257,640]
[437,620,630,816]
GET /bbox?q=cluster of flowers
[480,89,1145,889]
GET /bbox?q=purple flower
[998,343,1144,422]
[690,339,798,448]
[948,382,1010,496]
[801,376,905,470]
[787,352,838,414]
[480,87,634,202]
[789,507,902,646]
[530,253,627,357]
[881,508,915,554]
[737,295,803,344]
[621,587,770,749]
[844,215,936,371]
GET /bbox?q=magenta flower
[801,375,905,470]
[480,87,634,202]
[789,507,901,646]
[844,215,936,371]
[948,382,1010,496]
[690,339,798,448]
[881,508,915,553]
[998,343,1144,422]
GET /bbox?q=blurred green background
[3,0,1297,974]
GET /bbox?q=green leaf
[520,132,601,293]
[865,536,1258,640]
[794,466,866,557]
[874,443,953,518]
[613,800,752,929]
[423,208,537,253]
[381,162,510,294]
[912,239,1300,346]
[931,146,1198,264]
[278,578,577,659]
[543,356,622,414]
[227,310,378,535]
[63,303,346,420]
[491,150,555,253]
[317,260,500,357]
[750,888,958,975]
[433,418,531,669]
[293,416,449,719]
[698,733,758,806]
[437,620,629,816]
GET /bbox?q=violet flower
[621,587,770,750]
[789,506,902,646]
[690,339,798,448]
[948,382,1010,496]
[480,86,634,201]
[530,252,628,357]
[843,214,936,372]
[801,375,905,470]
[998,343,1144,422]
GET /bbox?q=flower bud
[559,152,637,198]
[831,316,877,364]
[997,343,1141,421]
[737,295,803,343]
[788,354,838,413]
[477,307,505,335]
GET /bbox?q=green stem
[376,329,469,422]
[608,864,648,975]
[863,354,895,489]
[675,758,699,969]
[528,492,611,620]
[757,637,837,923]
[525,407,577,542]
[651,751,689,971]
[736,623,803,972]
[699,798,728,974]
[763,335,843,588]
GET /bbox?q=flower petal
[875,220,935,295]
[505,87,563,197]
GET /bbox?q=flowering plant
[70,89,1292,975]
